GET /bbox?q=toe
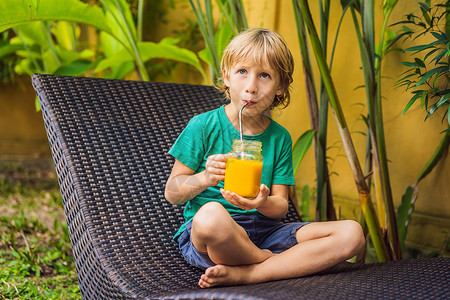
[205,266,218,278]
[198,279,211,289]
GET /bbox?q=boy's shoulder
[268,118,291,138]
[190,106,223,124]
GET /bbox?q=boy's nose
[246,87,257,94]
[245,79,257,94]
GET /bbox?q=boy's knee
[340,220,365,256]
[192,202,229,239]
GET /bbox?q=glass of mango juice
[224,139,263,198]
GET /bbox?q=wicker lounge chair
[32,74,449,300]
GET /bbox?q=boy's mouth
[243,100,256,106]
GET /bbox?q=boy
[165,28,365,288]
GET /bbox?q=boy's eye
[260,73,271,79]
[238,69,246,75]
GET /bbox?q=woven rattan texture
[33,74,450,300]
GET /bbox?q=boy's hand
[220,184,270,211]
[203,154,227,187]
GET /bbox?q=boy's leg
[191,201,273,266]
[198,220,365,288]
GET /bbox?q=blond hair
[218,28,294,109]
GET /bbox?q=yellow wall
[0,77,49,159]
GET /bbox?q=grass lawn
[0,161,81,299]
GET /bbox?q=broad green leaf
[292,129,315,176]
[42,48,61,73]
[10,250,21,259]
[35,95,40,111]
[448,103,450,125]
[403,41,438,52]
[100,0,137,58]
[420,6,431,26]
[431,48,448,65]
[396,185,418,252]
[401,61,418,68]
[383,0,399,14]
[414,57,426,68]
[198,47,214,67]
[139,42,205,77]
[51,21,78,51]
[53,60,92,76]
[0,0,110,34]
[384,28,397,41]
[418,2,431,12]
[99,0,147,80]
[14,22,47,47]
[109,61,134,79]
[300,184,311,220]
[420,91,428,109]
[427,93,450,117]
[0,42,23,58]
[415,66,447,87]
[56,45,93,63]
[160,37,181,45]
[396,72,417,85]
[402,91,423,115]
[417,130,450,181]
[95,41,208,81]
[14,58,34,75]
[100,0,137,44]
[79,49,96,59]
[95,49,133,71]
[214,22,234,63]
[100,31,125,58]
[430,31,446,42]
[198,22,233,77]
[423,48,440,61]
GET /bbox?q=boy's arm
[257,184,289,219]
[165,155,227,205]
[221,184,289,219]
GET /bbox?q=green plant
[292,0,337,222]
[0,30,18,82]
[0,0,208,103]
[292,0,410,262]
[189,0,247,84]
[0,210,46,233]
[0,215,78,296]
[395,0,450,252]
[348,0,402,260]
[0,211,47,276]
[299,184,312,222]
[0,164,78,298]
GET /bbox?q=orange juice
[224,158,263,198]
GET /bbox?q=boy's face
[223,59,283,117]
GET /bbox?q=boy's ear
[276,85,284,96]
[223,73,230,87]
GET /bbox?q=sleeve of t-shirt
[272,132,295,186]
[168,115,205,172]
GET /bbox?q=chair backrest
[32,74,302,299]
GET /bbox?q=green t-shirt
[168,105,295,241]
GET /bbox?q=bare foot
[198,265,246,288]
[198,251,275,288]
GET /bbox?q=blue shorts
[178,214,309,270]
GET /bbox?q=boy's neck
[224,104,271,136]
